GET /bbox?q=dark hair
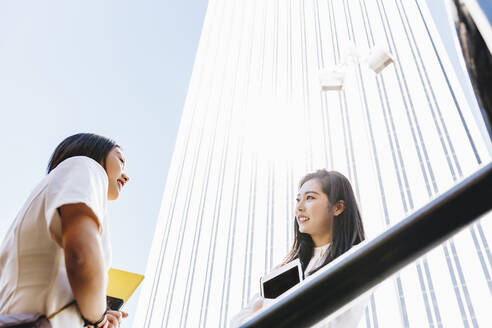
[47,133,118,173]
[283,170,365,275]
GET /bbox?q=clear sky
[0,1,486,327]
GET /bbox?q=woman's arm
[229,294,279,327]
[59,203,107,323]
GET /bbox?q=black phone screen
[262,266,301,299]
[107,296,124,311]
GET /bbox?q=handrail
[241,162,492,328]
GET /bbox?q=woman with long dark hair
[284,170,365,274]
[0,133,129,328]
[231,169,367,327]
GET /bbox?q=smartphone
[106,295,124,311]
[260,259,303,299]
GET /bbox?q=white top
[305,244,331,276]
[0,156,111,327]
[230,243,368,328]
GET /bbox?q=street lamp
[319,44,394,91]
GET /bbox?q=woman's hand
[253,298,264,312]
[253,297,276,312]
[106,310,128,327]
[96,311,128,327]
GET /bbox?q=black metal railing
[241,162,492,328]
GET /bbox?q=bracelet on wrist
[82,307,108,328]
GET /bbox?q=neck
[311,234,331,248]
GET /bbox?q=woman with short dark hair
[0,133,129,327]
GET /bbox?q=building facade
[134,0,492,327]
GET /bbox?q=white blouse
[305,243,331,276]
[230,243,368,328]
[0,156,111,327]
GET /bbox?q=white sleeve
[323,297,369,328]
[230,293,265,327]
[44,156,108,244]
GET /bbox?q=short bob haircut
[47,133,118,173]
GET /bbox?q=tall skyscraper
[134,0,492,327]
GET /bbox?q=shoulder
[43,156,109,240]
[45,156,109,204]
[49,156,108,184]
[350,240,366,251]
[53,156,106,175]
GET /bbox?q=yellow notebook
[106,268,144,310]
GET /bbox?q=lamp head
[319,65,346,91]
[366,45,394,74]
